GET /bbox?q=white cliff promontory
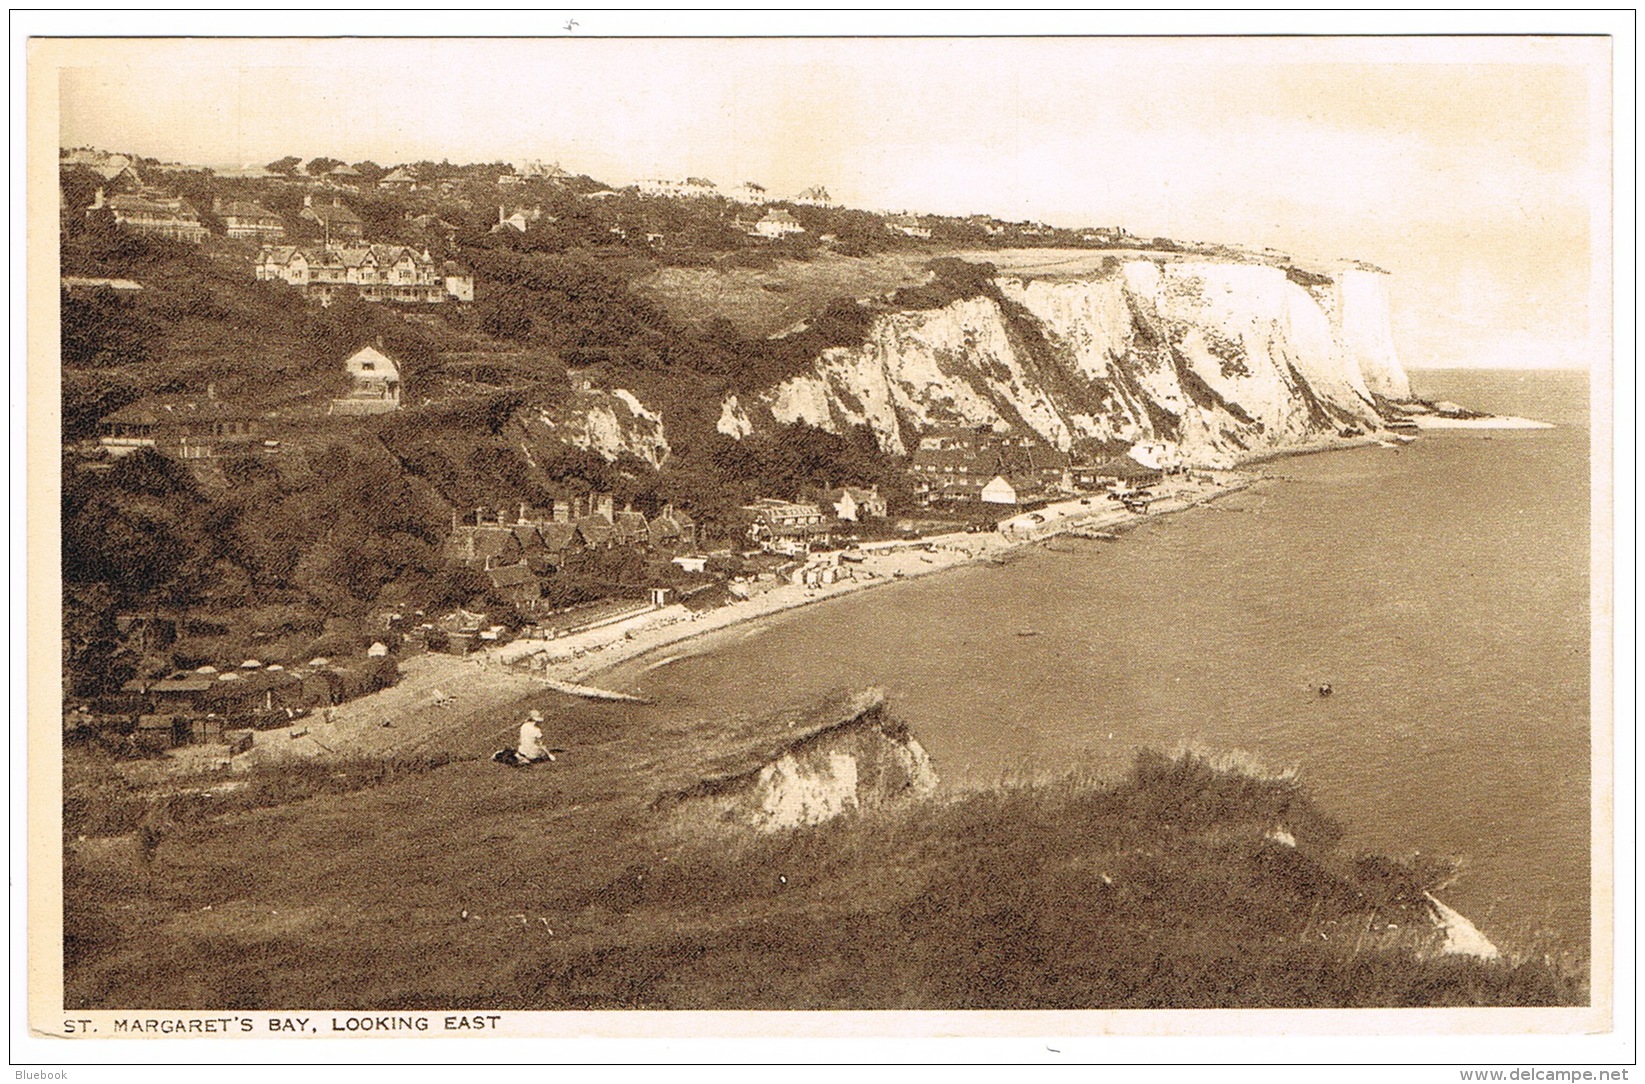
[728,258,1411,467]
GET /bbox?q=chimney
[303,194,313,208]
[596,494,615,521]
[499,205,505,225]
[552,500,569,524]
[498,506,511,526]
[474,507,485,527]
[92,187,105,210]
[520,501,531,523]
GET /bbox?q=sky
[49,34,1613,372]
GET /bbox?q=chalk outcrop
[656,688,937,832]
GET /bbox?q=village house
[256,243,473,305]
[98,397,269,460]
[377,167,418,192]
[793,185,834,207]
[330,345,402,415]
[299,195,365,241]
[613,505,651,547]
[90,188,208,243]
[490,205,546,234]
[886,214,932,239]
[325,163,363,189]
[980,475,1022,506]
[743,498,830,549]
[213,197,285,240]
[826,485,887,522]
[751,209,804,239]
[62,149,144,187]
[647,503,696,548]
[909,446,988,504]
[486,561,542,608]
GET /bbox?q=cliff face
[724,259,1411,467]
[656,688,939,832]
[527,385,671,467]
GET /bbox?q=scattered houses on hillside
[255,243,473,305]
[329,345,402,415]
[90,188,208,243]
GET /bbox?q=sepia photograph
[19,13,1630,1065]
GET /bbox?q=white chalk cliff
[726,260,1412,466]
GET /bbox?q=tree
[305,156,346,177]
[267,156,303,177]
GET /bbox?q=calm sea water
[606,369,1594,947]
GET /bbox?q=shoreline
[206,431,1389,768]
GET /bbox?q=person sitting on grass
[493,709,555,767]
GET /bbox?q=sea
[605,369,1595,951]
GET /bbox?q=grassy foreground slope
[65,694,1583,1011]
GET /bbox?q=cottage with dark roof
[299,195,365,241]
[486,561,541,607]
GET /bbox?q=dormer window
[361,362,375,371]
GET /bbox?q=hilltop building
[636,177,718,199]
[793,185,834,207]
[61,149,144,191]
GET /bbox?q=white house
[752,209,804,239]
[330,345,402,416]
[980,475,1019,505]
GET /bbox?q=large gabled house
[256,243,473,305]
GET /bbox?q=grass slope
[64,693,1584,1011]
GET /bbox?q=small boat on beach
[1016,629,1041,637]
